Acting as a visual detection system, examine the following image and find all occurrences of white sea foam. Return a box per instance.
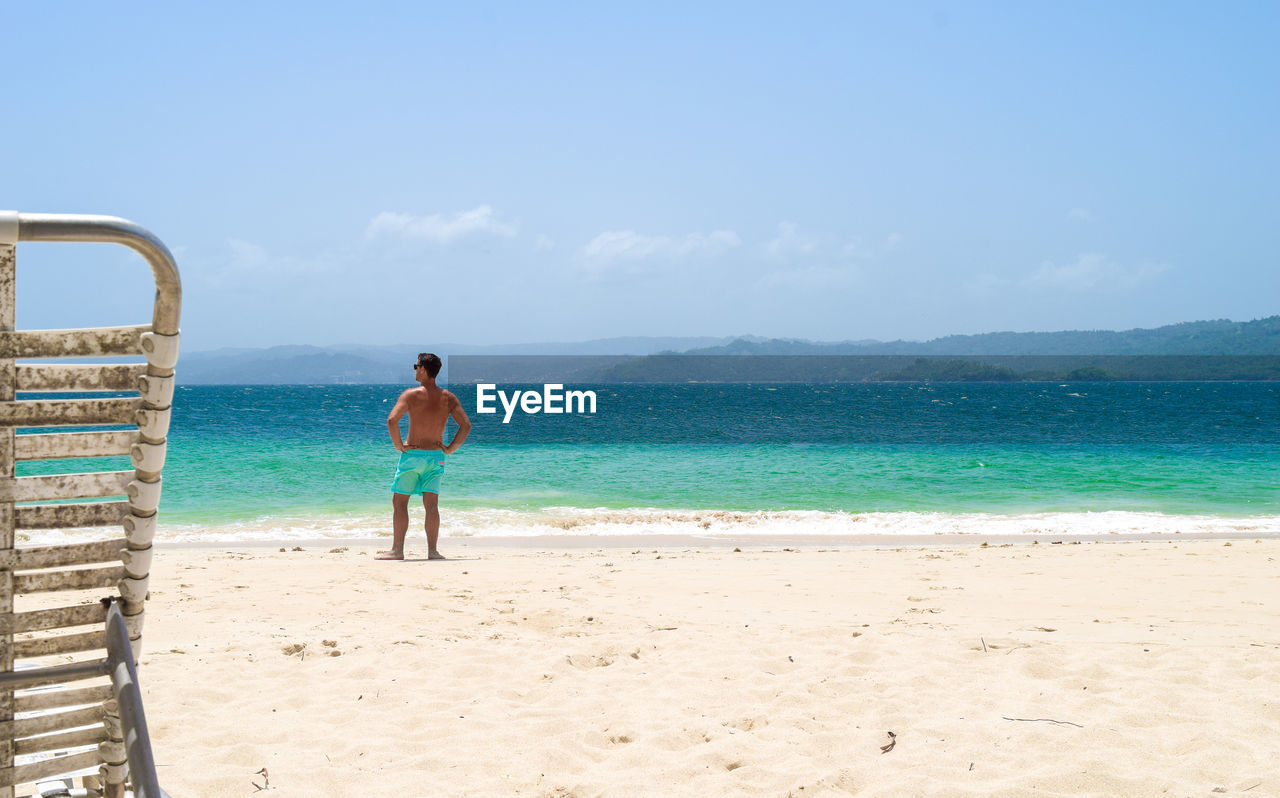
[442,508,1275,539]
[16,508,1280,546]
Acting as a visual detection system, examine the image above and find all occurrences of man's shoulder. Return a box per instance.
[413,385,457,405]
[399,386,430,404]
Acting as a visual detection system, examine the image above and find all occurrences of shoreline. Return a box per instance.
[119,507,1280,549]
[153,528,1280,550]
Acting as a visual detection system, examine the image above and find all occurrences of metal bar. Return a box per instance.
[15,363,144,393]
[15,431,137,461]
[0,660,107,692]
[105,603,161,798]
[14,725,106,756]
[1,471,132,503]
[0,703,101,741]
[16,503,130,530]
[0,326,148,360]
[3,709,102,753]
[13,630,105,658]
[13,566,124,595]
[2,602,108,634]
[12,538,127,572]
[0,671,108,707]
[0,397,142,427]
[0,749,102,790]
[2,706,102,743]
[14,683,112,714]
[15,215,181,336]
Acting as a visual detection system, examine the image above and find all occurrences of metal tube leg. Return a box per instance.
[99,698,128,797]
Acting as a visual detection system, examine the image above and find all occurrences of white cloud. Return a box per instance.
[1026,253,1169,292]
[581,229,740,262]
[366,205,517,243]
[534,234,555,251]
[1068,208,1093,221]
[842,232,904,260]
[223,239,318,277]
[197,239,335,288]
[767,221,818,259]
[228,239,268,268]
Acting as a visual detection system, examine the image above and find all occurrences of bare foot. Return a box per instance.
[375,551,404,561]
[427,550,446,560]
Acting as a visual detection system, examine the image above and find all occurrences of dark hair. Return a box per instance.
[417,352,442,378]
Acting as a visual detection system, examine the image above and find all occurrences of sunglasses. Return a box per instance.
[412,363,425,370]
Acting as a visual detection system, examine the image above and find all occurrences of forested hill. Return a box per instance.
[680,316,1280,356]
[177,317,1279,384]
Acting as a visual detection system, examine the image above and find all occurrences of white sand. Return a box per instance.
[85,538,1280,795]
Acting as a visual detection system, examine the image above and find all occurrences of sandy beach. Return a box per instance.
[50,535,1264,797]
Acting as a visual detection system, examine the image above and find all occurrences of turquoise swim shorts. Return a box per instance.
[391,449,446,496]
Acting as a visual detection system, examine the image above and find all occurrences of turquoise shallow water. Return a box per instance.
[16,383,1280,541]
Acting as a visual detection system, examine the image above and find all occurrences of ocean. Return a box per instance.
[15,382,1280,543]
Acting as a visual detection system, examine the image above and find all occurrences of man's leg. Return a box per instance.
[423,492,444,560]
[376,492,411,560]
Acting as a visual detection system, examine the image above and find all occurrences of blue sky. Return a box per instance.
[2,1,1276,351]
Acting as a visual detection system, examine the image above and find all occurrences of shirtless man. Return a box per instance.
[376,353,471,561]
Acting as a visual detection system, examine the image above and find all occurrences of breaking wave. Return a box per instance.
[17,507,1280,546]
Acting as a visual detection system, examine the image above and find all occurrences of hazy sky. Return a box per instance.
[3,2,1276,352]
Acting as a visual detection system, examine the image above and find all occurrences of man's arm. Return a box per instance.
[387,390,412,452]
[443,392,471,455]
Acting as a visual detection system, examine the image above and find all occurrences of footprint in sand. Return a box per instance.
[565,653,614,669]
[723,716,767,732]
[652,729,714,751]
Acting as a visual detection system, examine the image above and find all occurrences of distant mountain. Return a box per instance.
[682,317,1280,356]
[178,349,405,384]
[179,336,741,384]
[176,318,1280,384]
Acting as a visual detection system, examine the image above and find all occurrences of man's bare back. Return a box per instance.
[397,385,459,451]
